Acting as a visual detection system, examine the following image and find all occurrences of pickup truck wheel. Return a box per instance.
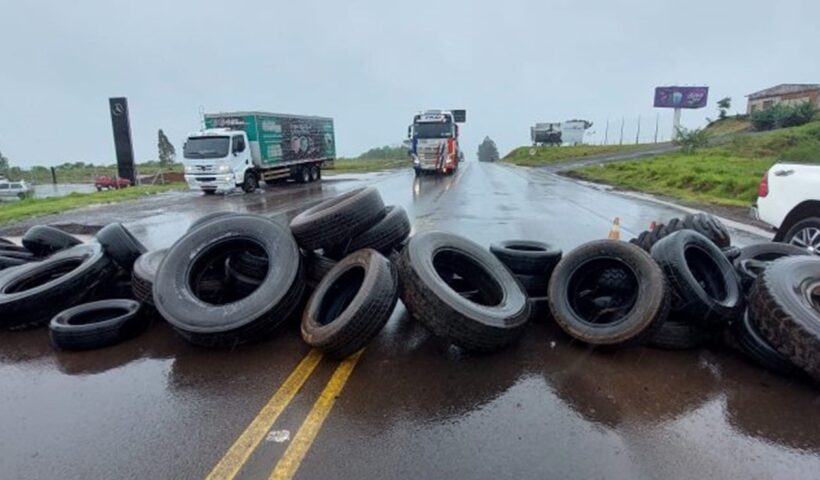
[783,217,820,256]
[242,172,259,193]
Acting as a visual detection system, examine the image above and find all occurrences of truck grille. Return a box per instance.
[418,145,444,168]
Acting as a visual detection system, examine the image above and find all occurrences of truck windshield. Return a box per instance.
[413,123,453,139]
[184,136,230,159]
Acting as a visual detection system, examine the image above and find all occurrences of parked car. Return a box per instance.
[94,176,131,191]
[754,162,820,255]
[0,179,34,199]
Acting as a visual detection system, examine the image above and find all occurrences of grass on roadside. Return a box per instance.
[571,120,820,207]
[0,183,187,225]
[325,157,410,175]
[502,144,658,167]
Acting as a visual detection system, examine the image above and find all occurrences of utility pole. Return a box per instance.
[619,118,625,145]
[635,116,641,144]
[604,119,609,145]
[654,113,660,143]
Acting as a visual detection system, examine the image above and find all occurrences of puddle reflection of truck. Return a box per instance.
[183,111,335,194]
[407,109,465,176]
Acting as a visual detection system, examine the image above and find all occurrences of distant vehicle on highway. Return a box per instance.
[183,111,335,195]
[0,178,34,199]
[754,163,820,254]
[407,109,465,176]
[94,176,131,191]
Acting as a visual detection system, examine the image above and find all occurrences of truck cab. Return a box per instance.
[183,129,255,194]
[408,110,465,176]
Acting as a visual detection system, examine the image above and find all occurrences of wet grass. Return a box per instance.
[502,144,658,167]
[324,157,411,175]
[0,183,186,225]
[571,120,820,207]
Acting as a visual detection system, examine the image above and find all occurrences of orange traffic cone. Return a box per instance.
[608,217,621,240]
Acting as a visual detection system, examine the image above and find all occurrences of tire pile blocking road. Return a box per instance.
[1,194,819,383]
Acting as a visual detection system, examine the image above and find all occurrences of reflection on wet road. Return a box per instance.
[1,162,818,480]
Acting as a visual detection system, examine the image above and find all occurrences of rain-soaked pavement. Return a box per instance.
[1,162,819,480]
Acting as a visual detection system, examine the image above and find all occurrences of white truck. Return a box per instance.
[183,111,335,194]
[407,109,466,175]
[754,162,820,254]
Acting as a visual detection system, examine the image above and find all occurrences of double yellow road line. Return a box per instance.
[206,349,363,480]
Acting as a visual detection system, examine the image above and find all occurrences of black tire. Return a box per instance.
[153,214,305,348]
[309,165,319,182]
[0,237,14,246]
[242,172,259,193]
[781,217,820,256]
[515,273,548,297]
[748,256,820,381]
[294,166,310,184]
[722,246,742,262]
[49,299,148,350]
[397,231,530,352]
[733,242,809,292]
[304,251,338,285]
[733,309,797,375]
[315,165,322,181]
[648,319,706,350]
[331,206,412,256]
[548,240,669,347]
[0,249,36,261]
[490,240,563,275]
[95,223,147,272]
[630,213,731,251]
[735,258,768,293]
[0,255,30,270]
[290,187,385,250]
[0,244,117,329]
[21,225,81,257]
[189,211,236,231]
[132,249,168,306]
[229,249,268,280]
[650,230,743,328]
[225,256,264,298]
[302,249,398,358]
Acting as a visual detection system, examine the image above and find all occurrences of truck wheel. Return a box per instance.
[299,166,311,184]
[309,165,319,182]
[782,217,820,256]
[414,168,422,177]
[242,172,259,193]
[315,165,322,181]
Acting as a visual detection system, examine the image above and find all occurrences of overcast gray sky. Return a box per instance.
[1,0,818,168]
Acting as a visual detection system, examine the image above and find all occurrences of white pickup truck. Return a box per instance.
[754,163,820,255]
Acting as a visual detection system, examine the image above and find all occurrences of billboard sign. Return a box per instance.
[108,97,136,183]
[654,86,709,109]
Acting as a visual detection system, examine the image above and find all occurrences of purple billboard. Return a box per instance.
[654,86,709,109]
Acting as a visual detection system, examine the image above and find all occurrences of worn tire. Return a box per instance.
[229,249,268,280]
[748,256,820,381]
[734,309,797,375]
[490,240,562,275]
[21,225,82,257]
[398,231,530,352]
[0,256,31,270]
[515,273,548,297]
[651,230,743,328]
[189,211,236,231]
[154,215,305,348]
[132,249,168,306]
[736,242,809,263]
[95,223,147,272]
[648,319,706,350]
[302,249,398,358]
[630,213,731,251]
[0,237,14,246]
[0,248,37,261]
[0,244,117,329]
[304,251,338,285]
[722,246,742,262]
[548,240,669,347]
[331,206,412,256]
[290,187,385,250]
[49,299,147,350]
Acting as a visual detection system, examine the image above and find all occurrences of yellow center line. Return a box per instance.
[269,350,364,480]
[206,349,324,480]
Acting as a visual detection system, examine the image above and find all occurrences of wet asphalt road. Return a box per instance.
[1,162,819,480]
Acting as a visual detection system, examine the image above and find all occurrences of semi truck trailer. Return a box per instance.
[183,111,335,194]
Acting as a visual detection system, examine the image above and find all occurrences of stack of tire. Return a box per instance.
[489,240,562,320]
[0,223,153,350]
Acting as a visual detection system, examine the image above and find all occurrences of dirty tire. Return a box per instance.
[651,230,743,328]
[548,240,669,347]
[331,206,411,256]
[229,249,268,280]
[21,225,82,257]
[49,299,147,350]
[0,244,117,329]
[189,211,236,231]
[0,256,30,270]
[0,248,36,261]
[131,249,167,306]
[748,256,820,381]
[490,240,562,275]
[735,242,808,263]
[515,273,548,297]
[225,257,264,298]
[0,237,14,246]
[722,246,742,262]
[95,223,147,272]
[734,309,797,375]
[630,213,731,251]
[398,231,530,352]
[289,187,385,250]
[302,249,398,358]
[154,215,304,348]
[648,319,706,350]
[304,251,338,285]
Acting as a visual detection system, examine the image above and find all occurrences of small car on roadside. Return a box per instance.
[94,175,131,191]
[0,178,34,199]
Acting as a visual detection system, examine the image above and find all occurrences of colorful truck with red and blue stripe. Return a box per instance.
[408,110,465,176]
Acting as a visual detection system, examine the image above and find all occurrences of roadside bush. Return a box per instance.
[751,102,817,131]
[673,127,710,153]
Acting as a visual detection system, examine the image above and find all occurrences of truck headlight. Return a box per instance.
[184,164,195,173]
[216,163,231,173]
